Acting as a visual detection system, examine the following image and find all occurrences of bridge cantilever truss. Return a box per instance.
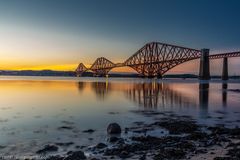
[76,42,240,78]
[124,42,201,77]
[75,63,88,76]
[90,57,115,76]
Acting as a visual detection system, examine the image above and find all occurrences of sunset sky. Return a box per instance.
[0,0,240,75]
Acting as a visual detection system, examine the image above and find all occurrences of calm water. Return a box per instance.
[0,76,240,156]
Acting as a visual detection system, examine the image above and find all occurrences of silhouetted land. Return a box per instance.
[0,70,239,79]
[0,70,76,77]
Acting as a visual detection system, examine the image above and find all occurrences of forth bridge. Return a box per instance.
[75,42,240,80]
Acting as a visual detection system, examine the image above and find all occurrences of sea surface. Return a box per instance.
[0,76,239,156]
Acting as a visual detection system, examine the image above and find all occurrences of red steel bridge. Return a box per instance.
[76,42,240,80]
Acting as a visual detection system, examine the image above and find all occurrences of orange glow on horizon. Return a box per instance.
[0,61,198,74]
[1,58,237,75]
[0,63,77,71]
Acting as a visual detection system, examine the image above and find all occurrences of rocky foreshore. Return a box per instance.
[23,111,240,160]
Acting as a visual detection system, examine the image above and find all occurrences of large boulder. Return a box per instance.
[65,151,86,160]
[36,144,58,154]
[107,123,121,134]
[95,143,107,149]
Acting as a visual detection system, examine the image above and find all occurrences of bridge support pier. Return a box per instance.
[222,57,228,80]
[157,74,162,79]
[147,75,155,78]
[76,73,83,77]
[199,49,210,80]
[94,74,108,77]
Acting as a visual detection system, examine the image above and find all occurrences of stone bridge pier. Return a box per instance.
[199,49,229,80]
[222,57,228,80]
[199,49,210,80]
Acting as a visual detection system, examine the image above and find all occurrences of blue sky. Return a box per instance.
[0,0,239,74]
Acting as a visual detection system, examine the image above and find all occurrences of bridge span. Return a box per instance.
[76,42,240,80]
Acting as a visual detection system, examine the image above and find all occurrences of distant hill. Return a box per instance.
[0,70,76,77]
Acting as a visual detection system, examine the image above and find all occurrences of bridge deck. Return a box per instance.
[209,51,240,59]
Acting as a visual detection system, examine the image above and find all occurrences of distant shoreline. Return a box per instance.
[0,70,239,79]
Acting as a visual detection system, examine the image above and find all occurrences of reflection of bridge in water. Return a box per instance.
[78,81,228,112]
[124,82,197,109]
[91,81,111,100]
[77,81,112,100]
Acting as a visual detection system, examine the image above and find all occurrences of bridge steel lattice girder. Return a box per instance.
[209,51,240,59]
